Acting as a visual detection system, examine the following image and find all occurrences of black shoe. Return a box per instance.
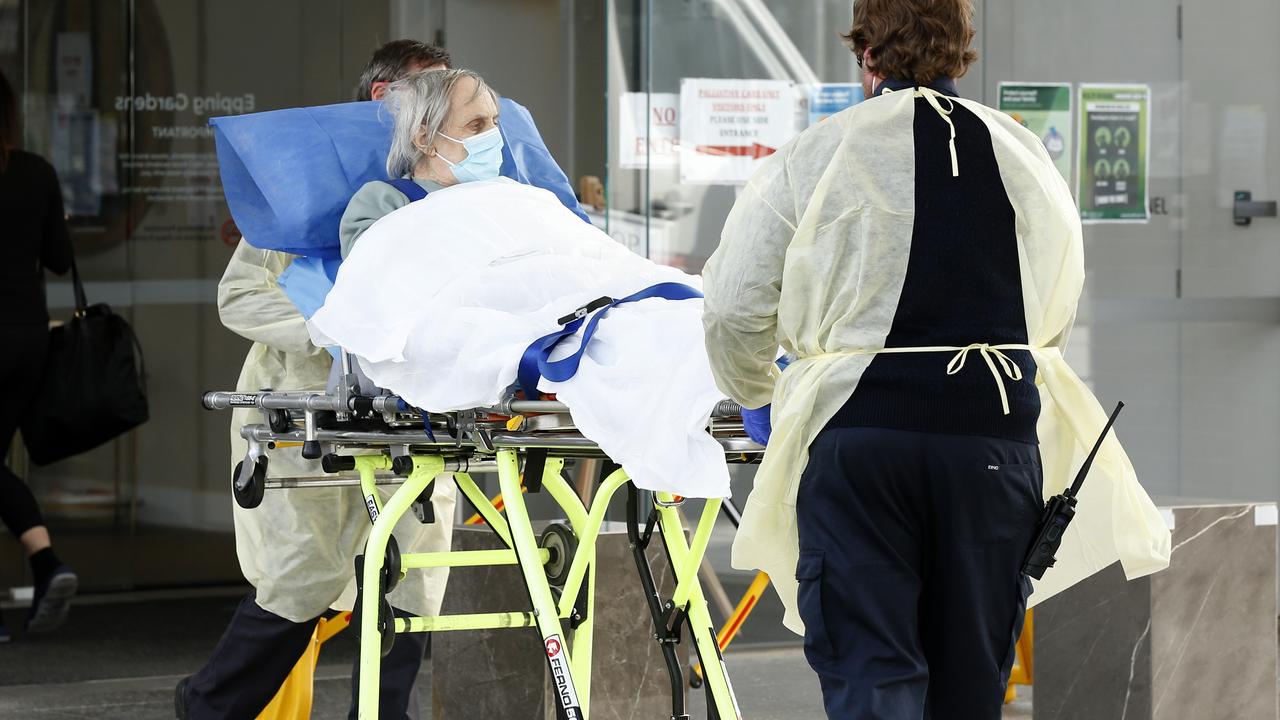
[0,621,9,643]
[25,565,78,634]
[175,676,191,720]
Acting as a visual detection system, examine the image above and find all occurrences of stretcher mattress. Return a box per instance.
[308,179,731,498]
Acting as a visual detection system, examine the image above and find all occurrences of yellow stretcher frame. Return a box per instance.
[348,451,742,719]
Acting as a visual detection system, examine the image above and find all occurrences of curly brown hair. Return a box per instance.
[843,0,978,85]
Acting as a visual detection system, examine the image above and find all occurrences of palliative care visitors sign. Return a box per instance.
[997,82,1073,183]
[1077,84,1151,223]
[679,78,796,184]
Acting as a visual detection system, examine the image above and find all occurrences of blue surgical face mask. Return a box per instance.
[438,126,505,183]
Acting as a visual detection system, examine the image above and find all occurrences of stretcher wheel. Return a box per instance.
[267,409,291,433]
[379,597,396,657]
[383,536,402,593]
[232,458,267,509]
[539,522,577,588]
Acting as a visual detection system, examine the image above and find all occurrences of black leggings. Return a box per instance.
[1,326,49,538]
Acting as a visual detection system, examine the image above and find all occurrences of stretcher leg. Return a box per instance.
[496,450,587,720]
[356,456,444,719]
[541,467,596,716]
[626,485,689,719]
[652,495,742,720]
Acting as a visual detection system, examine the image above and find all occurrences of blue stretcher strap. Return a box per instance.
[517,282,702,400]
[419,410,437,442]
[386,178,429,203]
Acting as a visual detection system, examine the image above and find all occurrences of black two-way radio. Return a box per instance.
[1021,401,1125,580]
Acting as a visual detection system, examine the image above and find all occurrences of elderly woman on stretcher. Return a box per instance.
[313,68,732,500]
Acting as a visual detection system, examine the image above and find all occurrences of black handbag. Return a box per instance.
[21,260,150,465]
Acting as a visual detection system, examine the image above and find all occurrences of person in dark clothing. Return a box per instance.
[0,68,79,638]
[702,1,1163,717]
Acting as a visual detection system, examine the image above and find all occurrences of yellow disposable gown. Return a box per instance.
[219,240,456,622]
[702,88,1171,634]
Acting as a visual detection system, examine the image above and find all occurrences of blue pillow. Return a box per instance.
[210,98,588,261]
[211,102,395,260]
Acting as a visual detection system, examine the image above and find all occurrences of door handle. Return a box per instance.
[1234,190,1278,227]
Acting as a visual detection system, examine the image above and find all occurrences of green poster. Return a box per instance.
[998,82,1073,182]
[1077,84,1150,222]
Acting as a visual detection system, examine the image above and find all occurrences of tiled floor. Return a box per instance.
[687,647,1033,720]
[0,644,1032,719]
[0,589,1032,719]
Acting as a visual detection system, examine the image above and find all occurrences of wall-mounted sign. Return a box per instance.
[1077,84,1150,223]
[678,78,796,185]
[998,82,1073,184]
[808,83,862,126]
[619,92,679,170]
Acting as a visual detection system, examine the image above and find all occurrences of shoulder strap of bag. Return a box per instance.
[69,257,89,315]
[125,318,149,396]
[386,178,430,203]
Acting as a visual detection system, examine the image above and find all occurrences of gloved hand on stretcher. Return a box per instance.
[741,405,772,446]
[741,355,791,446]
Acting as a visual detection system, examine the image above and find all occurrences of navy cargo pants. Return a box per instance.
[795,426,1042,719]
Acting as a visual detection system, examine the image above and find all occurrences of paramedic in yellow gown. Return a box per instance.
[701,2,1170,718]
[176,42,458,720]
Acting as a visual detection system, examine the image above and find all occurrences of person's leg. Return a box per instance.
[0,468,68,590]
[0,355,53,556]
[346,598,429,720]
[178,591,320,720]
[0,464,49,548]
[18,525,50,554]
[0,334,78,633]
[795,427,931,719]
[918,434,1043,720]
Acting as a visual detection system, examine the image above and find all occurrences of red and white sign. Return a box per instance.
[679,78,797,185]
[545,636,562,658]
[619,92,679,170]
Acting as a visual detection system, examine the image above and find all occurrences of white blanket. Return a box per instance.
[308,179,731,498]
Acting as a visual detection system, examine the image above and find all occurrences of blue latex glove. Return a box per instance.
[741,405,773,446]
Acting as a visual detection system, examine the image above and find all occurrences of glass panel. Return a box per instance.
[606,0,1280,650]
[4,0,390,593]
[605,0,858,273]
[605,0,866,647]
[982,0,1280,504]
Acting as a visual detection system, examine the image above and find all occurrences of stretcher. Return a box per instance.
[202,362,755,720]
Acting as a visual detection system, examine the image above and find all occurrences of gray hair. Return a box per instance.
[384,69,498,178]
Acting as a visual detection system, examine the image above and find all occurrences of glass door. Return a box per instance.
[2,0,392,595]
[603,0,1280,645]
[982,0,1280,503]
